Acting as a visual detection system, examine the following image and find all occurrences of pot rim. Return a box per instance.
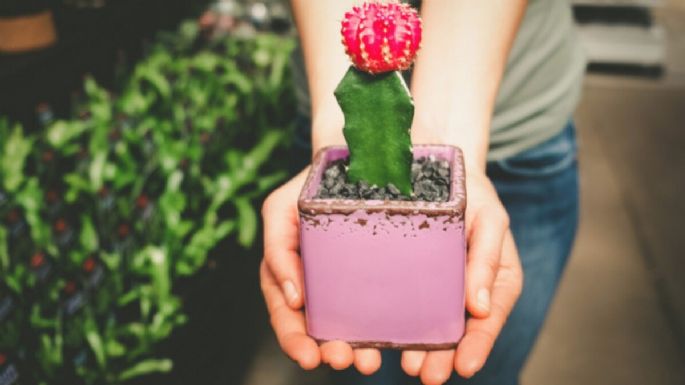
[298,144,466,218]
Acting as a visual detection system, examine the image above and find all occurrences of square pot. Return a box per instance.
[298,145,467,349]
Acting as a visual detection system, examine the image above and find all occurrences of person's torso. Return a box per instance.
[488,0,585,160]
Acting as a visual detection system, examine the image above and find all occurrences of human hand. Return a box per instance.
[260,169,383,374]
[400,169,524,385]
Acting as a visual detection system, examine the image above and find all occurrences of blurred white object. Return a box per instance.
[578,24,666,66]
[249,2,270,27]
[572,0,662,6]
[573,0,667,68]
[63,0,106,8]
[216,0,240,15]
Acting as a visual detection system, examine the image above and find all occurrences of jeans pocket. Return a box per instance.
[495,122,577,178]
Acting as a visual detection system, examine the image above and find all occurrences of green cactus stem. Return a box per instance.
[334,67,413,195]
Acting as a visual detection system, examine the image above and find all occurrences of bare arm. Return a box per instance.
[411,0,527,170]
[290,0,355,154]
[403,2,527,381]
[292,0,526,167]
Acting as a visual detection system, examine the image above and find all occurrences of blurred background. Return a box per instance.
[0,0,683,384]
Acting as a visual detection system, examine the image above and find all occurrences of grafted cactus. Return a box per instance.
[336,1,422,196]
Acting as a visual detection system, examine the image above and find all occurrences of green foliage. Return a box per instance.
[335,67,414,195]
[1,123,33,193]
[0,21,295,384]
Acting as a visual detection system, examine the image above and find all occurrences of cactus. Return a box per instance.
[335,68,414,194]
[336,1,422,196]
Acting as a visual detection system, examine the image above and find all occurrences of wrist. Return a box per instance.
[411,111,489,172]
[311,101,345,155]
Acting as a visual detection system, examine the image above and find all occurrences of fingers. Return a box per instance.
[455,231,523,378]
[465,204,509,318]
[420,350,455,385]
[320,341,354,370]
[262,257,379,374]
[354,348,382,375]
[401,350,426,377]
[402,350,455,385]
[261,169,309,309]
[262,170,380,375]
[260,260,321,370]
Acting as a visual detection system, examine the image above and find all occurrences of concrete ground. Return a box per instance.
[242,2,685,384]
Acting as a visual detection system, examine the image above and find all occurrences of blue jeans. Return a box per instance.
[294,121,579,385]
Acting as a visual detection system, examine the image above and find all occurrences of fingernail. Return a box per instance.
[477,288,490,312]
[283,280,299,306]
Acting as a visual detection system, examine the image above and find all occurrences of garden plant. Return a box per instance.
[0,19,295,385]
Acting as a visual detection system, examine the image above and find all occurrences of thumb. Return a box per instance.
[261,169,309,309]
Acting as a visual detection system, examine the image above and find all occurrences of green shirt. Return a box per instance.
[292,0,586,161]
[489,0,585,160]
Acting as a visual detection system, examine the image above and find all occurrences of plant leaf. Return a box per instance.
[84,315,106,369]
[80,216,98,253]
[47,120,87,148]
[235,198,257,248]
[89,152,107,191]
[16,178,51,247]
[1,124,33,192]
[0,227,8,274]
[118,359,172,381]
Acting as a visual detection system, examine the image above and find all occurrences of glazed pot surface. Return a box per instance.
[298,145,466,349]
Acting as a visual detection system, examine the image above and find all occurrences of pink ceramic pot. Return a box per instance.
[298,145,467,349]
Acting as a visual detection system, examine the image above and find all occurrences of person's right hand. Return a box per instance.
[399,168,523,384]
[260,168,383,375]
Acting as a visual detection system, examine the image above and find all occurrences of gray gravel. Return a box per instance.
[315,157,450,202]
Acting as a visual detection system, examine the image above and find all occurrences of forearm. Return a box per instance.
[290,0,359,154]
[411,0,527,170]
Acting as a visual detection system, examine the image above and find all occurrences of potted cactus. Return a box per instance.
[298,1,467,349]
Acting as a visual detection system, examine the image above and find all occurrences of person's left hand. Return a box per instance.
[260,169,383,375]
[399,169,524,385]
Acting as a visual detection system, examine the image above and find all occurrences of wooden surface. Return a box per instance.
[0,11,56,53]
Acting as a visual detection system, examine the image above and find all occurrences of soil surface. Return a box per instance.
[315,156,450,202]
